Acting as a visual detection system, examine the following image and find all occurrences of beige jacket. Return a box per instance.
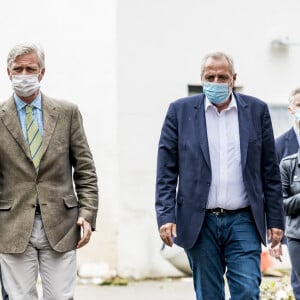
[0,94,98,253]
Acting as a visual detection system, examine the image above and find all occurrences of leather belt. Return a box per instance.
[206,206,250,215]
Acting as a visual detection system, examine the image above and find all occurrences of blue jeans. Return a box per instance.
[185,210,261,300]
[287,237,300,300]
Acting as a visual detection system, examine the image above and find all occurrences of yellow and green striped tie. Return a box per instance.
[25,105,42,171]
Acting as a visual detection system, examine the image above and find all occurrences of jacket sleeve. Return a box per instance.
[70,105,99,230]
[280,159,300,216]
[155,103,178,228]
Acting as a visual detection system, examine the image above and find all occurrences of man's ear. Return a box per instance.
[7,68,11,79]
[288,105,294,115]
[38,68,46,81]
[233,73,237,82]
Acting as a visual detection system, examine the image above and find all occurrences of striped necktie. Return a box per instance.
[25,105,42,171]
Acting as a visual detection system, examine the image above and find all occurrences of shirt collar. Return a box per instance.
[205,93,237,112]
[14,93,42,112]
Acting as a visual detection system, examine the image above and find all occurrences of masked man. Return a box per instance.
[155,52,284,300]
[0,41,98,300]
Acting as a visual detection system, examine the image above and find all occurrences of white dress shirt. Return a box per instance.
[205,95,249,209]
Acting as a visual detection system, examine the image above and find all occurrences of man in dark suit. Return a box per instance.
[0,41,98,299]
[275,87,300,299]
[275,87,300,162]
[155,52,285,300]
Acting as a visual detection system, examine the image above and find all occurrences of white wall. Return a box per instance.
[117,0,300,277]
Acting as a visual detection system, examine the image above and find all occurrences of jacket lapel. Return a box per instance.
[40,94,58,159]
[235,93,250,170]
[0,97,32,160]
[196,95,211,170]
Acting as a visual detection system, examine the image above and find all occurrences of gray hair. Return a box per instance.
[289,87,300,104]
[200,52,235,78]
[7,41,45,70]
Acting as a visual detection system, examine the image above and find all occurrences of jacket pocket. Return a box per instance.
[63,195,79,208]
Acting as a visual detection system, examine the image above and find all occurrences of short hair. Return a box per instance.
[200,52,235,78]
[289,87,300,105]
[7,41,45,70]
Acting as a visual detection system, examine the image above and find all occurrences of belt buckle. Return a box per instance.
[212,208,224,215]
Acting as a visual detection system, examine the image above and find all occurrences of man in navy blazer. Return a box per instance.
[275,87,300,162]
[155,52,285,300]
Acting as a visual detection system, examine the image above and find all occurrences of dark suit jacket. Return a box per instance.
[155,92,285,249]
[275,127,299,162]
[0,94,98,253]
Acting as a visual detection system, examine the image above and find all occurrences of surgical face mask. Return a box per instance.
[203,82,231,105]
[11,74,40,97]
[295,108,300,122]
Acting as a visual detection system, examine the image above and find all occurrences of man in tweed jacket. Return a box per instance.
[0,41,98,300]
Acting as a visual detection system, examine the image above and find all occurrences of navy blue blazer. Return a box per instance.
[155,92,285,249]
[275,127,299,162]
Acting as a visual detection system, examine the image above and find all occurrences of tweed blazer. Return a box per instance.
[0,93,98,253]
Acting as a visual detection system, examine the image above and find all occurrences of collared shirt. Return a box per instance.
[205,94,249,209]
[14,93,43,141]
[293,124,300,147]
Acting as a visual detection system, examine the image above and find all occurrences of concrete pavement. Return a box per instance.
[2,278,194,300]
[74,276,293,300]
[74,278,195,300]
[3,275,291,299]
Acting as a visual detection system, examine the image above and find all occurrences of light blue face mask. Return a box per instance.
[203,82,231,105]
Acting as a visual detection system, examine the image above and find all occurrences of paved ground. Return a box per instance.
[2,278,195,300]
[74,276,293,300]
[2,275,291,299]
[73,276,292,300]
[0,278,195,300]
[75,278,195,300]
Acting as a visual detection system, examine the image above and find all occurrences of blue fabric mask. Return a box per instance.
[203,82,230,105]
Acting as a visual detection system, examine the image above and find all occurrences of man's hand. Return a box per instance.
[267,228,283,261]
[76,217,92,249]
[159,223,177,247]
